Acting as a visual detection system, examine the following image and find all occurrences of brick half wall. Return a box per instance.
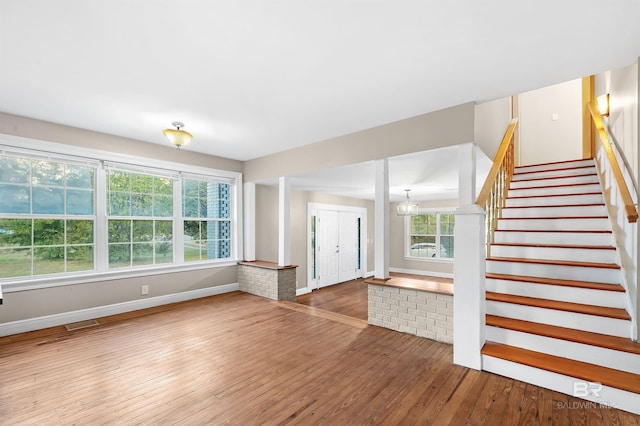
[367,284,453,344]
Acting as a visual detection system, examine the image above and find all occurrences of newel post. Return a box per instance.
[453,204,486,369]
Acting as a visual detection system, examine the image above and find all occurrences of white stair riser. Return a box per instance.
[486,327,640,374]
[505,193,603,207]
[490,245,617,264]
[514,166,596,180]
[498,218,610,231]
[515,160,595,174]
[486,300,630,337]
[510,174,599,189]
[509,184,601,198]
[481,355,640,415]
[493,231,613,246]
[486,279,626,308]
[501,205,607,218]
[486,261,620,284]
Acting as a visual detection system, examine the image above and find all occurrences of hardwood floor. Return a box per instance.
[296,278,369,320]
[0,289,638,425]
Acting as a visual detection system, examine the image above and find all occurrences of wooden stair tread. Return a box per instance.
[511,172,597,184]
[485,272,625,292]
[485,292,630,320]
[515,159,593,169]
[486,315,640,355]
[514,164,595,175]
[481,342,640,394]
[499,215,608,220]
[488,256,620,270]
[495,229,612,234]
[491,242,615,251]
[502,203,605,209]
[507,191,601,199]
[510,182,600,191]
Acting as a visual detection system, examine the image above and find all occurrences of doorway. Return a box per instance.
[308,203,367,291]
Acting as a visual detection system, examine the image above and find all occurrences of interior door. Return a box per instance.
[318,210,339,288]
[338,211,358,282]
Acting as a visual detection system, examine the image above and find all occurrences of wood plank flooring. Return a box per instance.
[1,289,639,425]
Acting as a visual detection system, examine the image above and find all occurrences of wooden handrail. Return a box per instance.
[476,118,519,206]
[588,100,638,223]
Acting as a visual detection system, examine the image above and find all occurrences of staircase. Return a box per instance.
[480,158,640,415]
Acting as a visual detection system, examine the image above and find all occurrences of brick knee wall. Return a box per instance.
[367,284,453,344]
[238,264,296,302]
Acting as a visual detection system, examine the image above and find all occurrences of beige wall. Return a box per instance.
[0,112,243,173]
[518,79,583,165]
[255,184,375,290]
[0,112,243,325]
[244,102,475,182]
[390,199,458,276]
[474,97,512,160]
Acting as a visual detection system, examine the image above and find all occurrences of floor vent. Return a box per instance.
[64,319,99,331]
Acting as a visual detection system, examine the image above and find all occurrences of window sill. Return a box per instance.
[404,256,454,263]
[1,260,239,293]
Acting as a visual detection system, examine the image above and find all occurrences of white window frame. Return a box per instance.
[0,134,242,292]
[404,209,455,261]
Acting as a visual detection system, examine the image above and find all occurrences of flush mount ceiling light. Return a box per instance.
[163,121,193,149]
[397,189,419,216]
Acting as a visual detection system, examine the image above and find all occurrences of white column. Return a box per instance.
[374,159,389,280]
[453,142,485,369]
[243,182,256,262]
[458,142,476,205]
[278,176,291,266]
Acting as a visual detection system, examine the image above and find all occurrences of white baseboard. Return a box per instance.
[389,267,454,279]
[0,283,239,337]
[296,287,311,296]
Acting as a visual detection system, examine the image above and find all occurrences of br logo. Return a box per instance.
[573,382,602,397]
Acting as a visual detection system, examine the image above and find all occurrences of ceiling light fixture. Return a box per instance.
[163,121,193,149]
[397,189,419,216]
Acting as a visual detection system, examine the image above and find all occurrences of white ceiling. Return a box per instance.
[1,1,638,201]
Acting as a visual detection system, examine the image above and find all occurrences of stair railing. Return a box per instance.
[588,100,638,223]
[476,118,519,256]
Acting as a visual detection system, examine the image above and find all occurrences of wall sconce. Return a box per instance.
[397,189,419,216]
[597,93,610,117]
[163,121,193,149]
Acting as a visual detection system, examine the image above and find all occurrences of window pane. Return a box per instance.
[109,244,131,268]
[154,195,173,217]
[131,194,152,216]
[131,173,153,193]
[32,160,64,186]
[67,220,94,244]
[133,220,153,242]
[33,246,65,275]
[32,187,64,214]
[183,179,198,197]
[184,220,201,240]
[204,221,231,259]
[0,219,30,248]
[155,220,173,241]
[109,220,131,243]
[154,177,173,195]
[34,219,64,246]
[440,213,455,235]
[66,189,93,215]
[0,157,30,183]
[0,248,31,277]
[183,197,198,218]
[133,243,153,266]
[109,170,130,191]
[65,165,94,189]
[67,246,94,272]
[441,236,454,258]
[155,241,173,264]
[410,236,437,258]
[0,184,30,213]
[109,192,131,216]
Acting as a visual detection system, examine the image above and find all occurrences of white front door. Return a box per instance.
[338,211,358,283]
[318,210,340,288]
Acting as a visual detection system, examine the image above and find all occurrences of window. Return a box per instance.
[182,178,232,262]
[406,212,455,259]
[0,143,239,283]
[107,169,174,268]
[0,155,96,278]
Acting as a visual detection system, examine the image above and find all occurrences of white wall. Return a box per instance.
[474,97,512,160]
[518,79,583,166]
[595,59,639,339]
